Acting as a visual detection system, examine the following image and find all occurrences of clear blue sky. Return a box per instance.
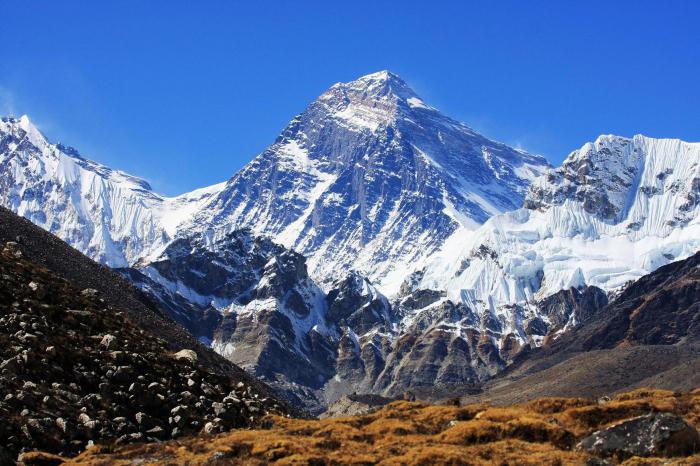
[1,1,698,195]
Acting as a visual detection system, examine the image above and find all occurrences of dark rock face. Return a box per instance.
[524,136,641,222]
[143,230,291,303]
[124,230,314,341]
[535,286,609,337]
[125,231,338,412]
[326,272,392,335]
[573,251,700,351]
[577,413,700,459]
[326,295,503,403]
[117,268,223,340]
[0,240,290,460]
[345,285,610,403]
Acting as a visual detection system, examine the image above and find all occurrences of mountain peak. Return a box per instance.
[325,70,418,104]
[18,114,31,126]
[1,114,48,149]
[355,70,404,84]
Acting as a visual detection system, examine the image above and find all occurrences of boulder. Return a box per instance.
[172,349,198,364]
[134,412,157,431]
[100,334,118,350]
[577,412,700,459]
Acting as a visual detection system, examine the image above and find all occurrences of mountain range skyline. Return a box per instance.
[2,3,700,463]
[4,70,697,200]
[4,0,699,197]
[3,69,698,414]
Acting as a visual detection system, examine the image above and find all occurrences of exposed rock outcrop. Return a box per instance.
[578,413,700,459]
[461,251,700,406]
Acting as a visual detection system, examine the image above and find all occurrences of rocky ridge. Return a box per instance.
[0,240,290,463]
[126,225,612,413]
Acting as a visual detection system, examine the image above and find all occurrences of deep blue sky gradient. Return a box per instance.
[1,1,698,195]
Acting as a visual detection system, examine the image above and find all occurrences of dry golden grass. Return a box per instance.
[57,388,700,466]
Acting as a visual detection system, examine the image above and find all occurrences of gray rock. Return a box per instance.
[147,382,162,392]
[146,426,166,439]
[81,288,99,298]
[211,402,227,417]
[203,422,216,435]
[134,412,157,430]
[113,365,134,383]
[100,334,118,350]
[577,412,700,459]
[172,349,198,364]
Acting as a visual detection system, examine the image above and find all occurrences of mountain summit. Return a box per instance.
[179,71,550,291]
[0,73,549,288]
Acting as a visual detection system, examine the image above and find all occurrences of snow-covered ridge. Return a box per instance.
[0,116,224,266]
[417,134,700,314]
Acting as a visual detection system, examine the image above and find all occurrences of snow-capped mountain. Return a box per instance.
[0,116,224,266]
[0,72,549,288]
[321,133,699,406]
[179,71,550,291]
[2,74,699,413]
[415,134,700,330]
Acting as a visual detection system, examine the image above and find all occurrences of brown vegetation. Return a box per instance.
[57,388,700,465]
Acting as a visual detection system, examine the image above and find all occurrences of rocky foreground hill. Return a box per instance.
[0,209,296,464]
[32,388,700,465]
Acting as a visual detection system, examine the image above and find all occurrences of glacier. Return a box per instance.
[416,134,700,319]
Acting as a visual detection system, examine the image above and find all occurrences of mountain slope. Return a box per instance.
[0,209,297,462]
[413,134,700,340]
[120,130,700,412]
[460,250,700,406]
[0,206,297,406]
[123,231,394,413]
[180,71,550,290]
[0,116,223,267]
[0,72,549,290]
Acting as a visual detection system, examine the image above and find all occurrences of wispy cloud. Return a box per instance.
[0,86,17,116]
